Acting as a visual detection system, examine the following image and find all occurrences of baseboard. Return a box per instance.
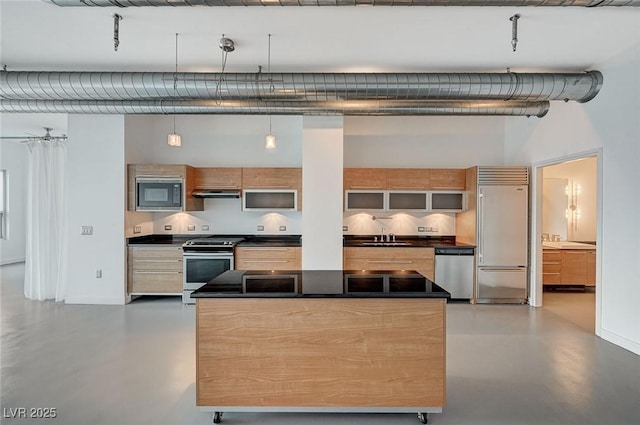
[600,328,640,356]
[64,296,126,305]
[0,258,25,266]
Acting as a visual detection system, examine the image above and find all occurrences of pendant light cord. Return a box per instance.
[173,32,178,133]
[268,34,273,132]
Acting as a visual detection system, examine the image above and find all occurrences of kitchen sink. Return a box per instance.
[361,241,412,246]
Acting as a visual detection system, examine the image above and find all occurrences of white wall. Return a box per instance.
[125,115,303,236]
[0,138,27,265]
[505,46,640,355]
[302,116,344,270]
[65,115,127,304]
[344,116,507,167]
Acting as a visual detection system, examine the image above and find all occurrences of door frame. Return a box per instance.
[530,148,602,336]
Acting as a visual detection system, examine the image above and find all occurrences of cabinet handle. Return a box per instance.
[542,272,561,275]
[134,259,182,263]
[349,186,384,190]
[367,260,413,264]
[243,248,289,252]
[543,262,561,265]
[243,260,289,263]
[133,271,182,274]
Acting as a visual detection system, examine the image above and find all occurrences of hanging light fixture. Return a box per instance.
[168,32,182,147]
[265,33,276,150]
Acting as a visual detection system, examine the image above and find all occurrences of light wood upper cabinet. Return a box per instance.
[386,168,430,190]
[242,168,300,189]
[133,164,187,177]
[428,169,466,190]
[344,168,387,190]
[195,167,242,189]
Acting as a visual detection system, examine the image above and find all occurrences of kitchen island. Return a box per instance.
[192,270,450,424]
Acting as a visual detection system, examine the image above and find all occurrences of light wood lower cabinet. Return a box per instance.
[343,247,435,281]
[128,246,183,294]
[543,248,596,286]
[235,246,301,270]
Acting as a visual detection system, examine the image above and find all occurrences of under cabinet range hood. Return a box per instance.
[191,189,241,199]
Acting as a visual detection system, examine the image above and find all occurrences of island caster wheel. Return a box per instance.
[418,412,428,424]
[213,412,223,424]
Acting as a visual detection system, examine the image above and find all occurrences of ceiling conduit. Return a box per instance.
[0,99,551,117]
[44,0,640,6]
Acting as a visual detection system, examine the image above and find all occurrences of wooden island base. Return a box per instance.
[196,297,446,419]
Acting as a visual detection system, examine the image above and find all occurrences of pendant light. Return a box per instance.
[265,33,276,150]
[168,32,182,147]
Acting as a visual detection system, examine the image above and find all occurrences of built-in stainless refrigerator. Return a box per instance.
[475,167,529,303]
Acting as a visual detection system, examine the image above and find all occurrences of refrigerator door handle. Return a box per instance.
[478,190,484,264]
[479,267,527,272]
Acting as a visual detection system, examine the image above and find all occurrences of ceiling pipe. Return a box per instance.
[43,0,640,6]
[0,99,550,117]
[0,71,603,103]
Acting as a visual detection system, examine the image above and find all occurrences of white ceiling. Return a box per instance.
[1,1,639,135]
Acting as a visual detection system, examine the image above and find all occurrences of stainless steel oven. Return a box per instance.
[182,237,244,304]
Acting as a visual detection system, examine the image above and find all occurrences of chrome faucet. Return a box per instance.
[380,227,386,242]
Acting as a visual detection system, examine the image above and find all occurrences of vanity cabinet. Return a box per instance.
[128,246,183,294]
[343,247,435,281]
[542,248,596,286]
[235,247,302,271]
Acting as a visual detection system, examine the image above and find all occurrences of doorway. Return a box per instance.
[533,151,601,335]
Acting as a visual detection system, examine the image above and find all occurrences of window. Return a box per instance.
[0,170,6,239]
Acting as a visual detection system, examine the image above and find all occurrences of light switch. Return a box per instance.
[164,225,172,231]
[279,226,287,231]
[133,225,142,234]
[81,226,93,235]
[187,225,196,231]
[343,226,348,231]
[418,227,426,232]
[257,225,264,231]
[201,224,210,231]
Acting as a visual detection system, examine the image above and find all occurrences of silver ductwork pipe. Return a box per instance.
[44,0,640,6]
[0,71,603,103]
[0,99,550,117]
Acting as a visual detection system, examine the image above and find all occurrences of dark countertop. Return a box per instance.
[343,235,475,248]
[191,270,451,299]
[127,234,302,247]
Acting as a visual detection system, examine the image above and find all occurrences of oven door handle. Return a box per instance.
[183,252,234,257]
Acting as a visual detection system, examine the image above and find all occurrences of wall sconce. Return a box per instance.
[565,181,581,233]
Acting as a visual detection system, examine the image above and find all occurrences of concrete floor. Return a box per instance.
[1,262,639,425]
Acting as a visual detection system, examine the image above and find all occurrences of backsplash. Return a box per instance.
[343,212,455,236]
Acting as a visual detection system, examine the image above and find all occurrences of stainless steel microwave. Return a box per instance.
[136,177,183,211]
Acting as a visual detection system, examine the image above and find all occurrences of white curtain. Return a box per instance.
[24,139,67,302]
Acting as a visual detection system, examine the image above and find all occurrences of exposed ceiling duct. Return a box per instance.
[0,71,602,103]
[44,0,640,7]
[0,70,600,116]
[0,99,551,117]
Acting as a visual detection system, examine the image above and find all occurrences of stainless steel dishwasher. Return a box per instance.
[434,247,475,300]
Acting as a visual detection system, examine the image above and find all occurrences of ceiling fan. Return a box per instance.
[0,127,68,143]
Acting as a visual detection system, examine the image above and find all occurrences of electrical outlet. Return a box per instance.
[187,225,196,231]
[133,225,142,234]
[279,226,287,231]
[343,226,348,231]
[96,269,102,278]
[201,224,210,231]
[418,226,426,232]
[257,225,264,231]
[425,227,433,232]
[431,227,439,232]
[81,226,93,235]
[164,225,172,231]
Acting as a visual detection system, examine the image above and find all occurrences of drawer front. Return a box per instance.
[236,247,299,260]
[344,247,434,261]
[129,270,183,293]
[236,258,301,271]
[344,258,432,272]
[542,250,561,262]
[130,258,183,271]
[129,246,183,260]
